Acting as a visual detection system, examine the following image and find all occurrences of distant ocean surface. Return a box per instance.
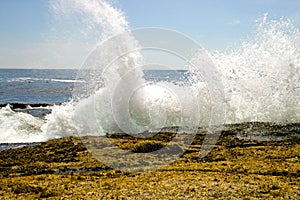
[0,69,189,105]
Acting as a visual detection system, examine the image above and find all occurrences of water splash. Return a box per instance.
[1,1,300,143]
[43,5,300,139]
[211,14,300,123]
[43,0,145,137]
[50,0,128,40]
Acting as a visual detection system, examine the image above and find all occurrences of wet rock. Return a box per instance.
[0,122,299,199]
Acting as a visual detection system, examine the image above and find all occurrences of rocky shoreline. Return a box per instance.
[0,122,299,199]
[0,103,53,110]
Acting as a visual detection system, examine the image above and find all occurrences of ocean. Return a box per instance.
[0,69,79,105]
[0,69,189,105]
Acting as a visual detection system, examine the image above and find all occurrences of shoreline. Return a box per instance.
[0,103,54,109]
[0,125,299,199]
[1,121,299,147]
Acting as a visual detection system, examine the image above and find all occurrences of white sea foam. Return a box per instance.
[50,79,85,83]
[7,77,85,83]
[0,105,46,143]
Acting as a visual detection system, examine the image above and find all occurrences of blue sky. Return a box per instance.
[121,0,300,47]
[0,0,300,68]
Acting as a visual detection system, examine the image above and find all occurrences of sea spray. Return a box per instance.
[43,0,146,136]
[49,0,128,39]
[42,12,300,138]
[211,14,300,123]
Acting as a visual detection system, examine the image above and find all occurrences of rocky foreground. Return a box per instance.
[0,122,299,199]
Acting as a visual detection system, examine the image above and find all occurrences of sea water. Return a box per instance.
[0,69,80,104]
[0,69,188,105]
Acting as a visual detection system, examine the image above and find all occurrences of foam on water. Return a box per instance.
[0,105,46,143]
[7,77,85,83]
[1,1,300,143]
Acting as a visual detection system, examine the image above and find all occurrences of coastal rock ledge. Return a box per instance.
[0,122,299,199]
